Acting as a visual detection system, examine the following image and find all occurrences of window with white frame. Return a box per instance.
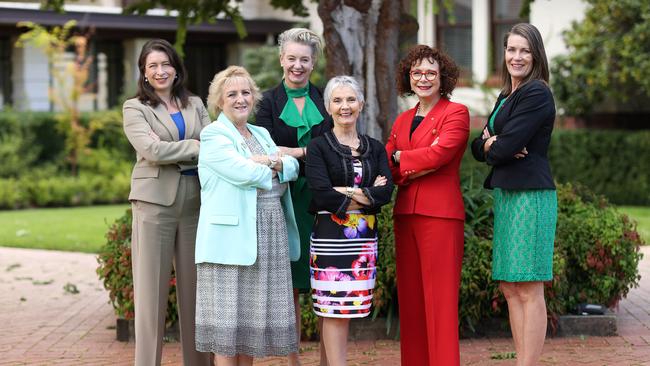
[491,0,528,74]
[436,0,472,80]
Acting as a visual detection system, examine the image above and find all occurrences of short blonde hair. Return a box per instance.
[207,66,263,116]
[278,27,323,64]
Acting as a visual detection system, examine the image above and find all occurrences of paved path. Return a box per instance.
[0,246,648,365]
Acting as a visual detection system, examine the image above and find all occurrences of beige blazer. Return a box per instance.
[123,95,211,206]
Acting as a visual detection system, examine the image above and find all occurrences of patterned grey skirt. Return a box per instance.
[195,135,297,357]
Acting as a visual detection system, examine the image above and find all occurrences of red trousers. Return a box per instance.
[394,215,464,366]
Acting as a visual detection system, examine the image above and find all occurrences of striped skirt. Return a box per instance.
[310,212,378,318]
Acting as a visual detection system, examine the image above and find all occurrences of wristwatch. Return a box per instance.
[345,186,355,198]
[267,154,278,169]
[391,151,400,165]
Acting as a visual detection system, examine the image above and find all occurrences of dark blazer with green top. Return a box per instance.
[256,83,333,174]
[471,80,556,190]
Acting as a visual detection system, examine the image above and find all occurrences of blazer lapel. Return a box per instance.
[410,98,449,147]
[396,107,418,150]
[151,103,180,141]
[250,126,275,155]
[274,84,289,123]
[309,84,328,117]
[217,113,250,157]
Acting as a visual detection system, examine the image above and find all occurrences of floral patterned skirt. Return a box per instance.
[310,212,377,318]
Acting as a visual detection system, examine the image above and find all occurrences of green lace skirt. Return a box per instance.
[492,188,557,282]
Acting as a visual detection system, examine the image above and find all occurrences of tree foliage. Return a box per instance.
[122,0,247,57]
[551,0,650,116]
[15,20,94,176]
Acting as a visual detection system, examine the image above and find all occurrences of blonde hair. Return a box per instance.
[278,27,323,63]
[206,66,263,116]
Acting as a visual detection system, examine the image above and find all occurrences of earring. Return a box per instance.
[174,74,178,80]
[144,77,149,83]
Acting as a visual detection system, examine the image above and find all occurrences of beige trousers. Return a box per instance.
[131,176,213,366]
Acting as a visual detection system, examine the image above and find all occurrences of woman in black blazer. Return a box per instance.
[255,27,332,365]
[306,75,393,365]
[471,23,557,366]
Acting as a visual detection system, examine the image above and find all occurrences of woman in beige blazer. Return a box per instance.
[122,39,213,366]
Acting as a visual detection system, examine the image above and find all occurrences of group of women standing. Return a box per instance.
[123,22,557,366]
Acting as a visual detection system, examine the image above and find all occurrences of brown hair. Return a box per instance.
[206,66,263,116]
[501,23,549,95]
[135,39,191,109]
[396,45,459,99]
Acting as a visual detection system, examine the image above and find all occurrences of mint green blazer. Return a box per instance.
[195,113,300,265]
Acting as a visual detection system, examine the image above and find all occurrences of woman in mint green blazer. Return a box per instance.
[194,66,301,364]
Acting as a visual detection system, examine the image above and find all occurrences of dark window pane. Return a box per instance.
[491,0,528,72]
[437,0,472,76]
[0,38,12,107]
[441,0,473,24]
[441,28,472,71]
[493,0,524,20]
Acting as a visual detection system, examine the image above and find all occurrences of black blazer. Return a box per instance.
[471,80,556,190]
[306,131,394,218]
[256,82,333,176]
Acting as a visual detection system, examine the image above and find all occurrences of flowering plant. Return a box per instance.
[97,209,178,328]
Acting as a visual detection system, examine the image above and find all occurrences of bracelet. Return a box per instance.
[345,186,355,198]
[301,147,307,159]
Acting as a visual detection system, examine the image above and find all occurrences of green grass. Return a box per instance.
[0,204,129,253]
[618,206,650,244]
[0,204,646,253]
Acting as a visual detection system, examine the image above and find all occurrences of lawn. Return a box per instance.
[0,204,129,253]
[0,204,647,254]
[618,206,650,244]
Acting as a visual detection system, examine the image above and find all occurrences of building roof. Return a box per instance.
[0,6,293,41]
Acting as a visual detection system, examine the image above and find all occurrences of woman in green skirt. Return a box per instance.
[471,23,557,366]
[256,27,332,366]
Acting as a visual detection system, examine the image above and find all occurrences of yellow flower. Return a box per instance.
[366,215,376,229]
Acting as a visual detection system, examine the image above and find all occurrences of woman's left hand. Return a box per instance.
[481,126,491,139]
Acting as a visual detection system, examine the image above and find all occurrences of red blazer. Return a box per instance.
[385,98,469,220]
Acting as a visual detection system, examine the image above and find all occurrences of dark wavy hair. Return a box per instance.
[135,39,191,108]
[501,23,549,95]
[396,45,459,99]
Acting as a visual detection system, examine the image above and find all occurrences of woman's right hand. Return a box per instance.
[373,175,387,187]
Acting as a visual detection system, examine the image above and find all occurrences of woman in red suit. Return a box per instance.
[385,45,469,366]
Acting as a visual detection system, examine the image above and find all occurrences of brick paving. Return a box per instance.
[0,246,648,365]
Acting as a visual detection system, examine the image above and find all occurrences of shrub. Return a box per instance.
[96,209,178,328]
[549,129,650,205]
[99,159,644,339]
[0,167,130,209]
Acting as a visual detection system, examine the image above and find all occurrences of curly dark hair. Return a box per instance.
[396,45,459,99]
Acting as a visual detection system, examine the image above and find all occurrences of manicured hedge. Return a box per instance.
[0,110,133,208]
[549,130,650,205]
[0,172,130,209]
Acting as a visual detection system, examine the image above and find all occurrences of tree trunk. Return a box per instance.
[318,0,401,142]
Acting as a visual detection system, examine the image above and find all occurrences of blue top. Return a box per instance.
[171,111,198,175]
[170,111,185,140]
